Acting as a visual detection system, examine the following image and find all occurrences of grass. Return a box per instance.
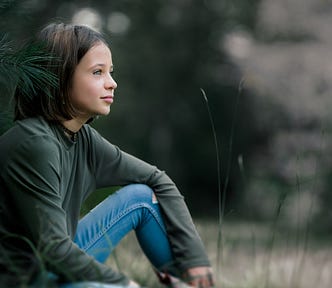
[106,219,332,288]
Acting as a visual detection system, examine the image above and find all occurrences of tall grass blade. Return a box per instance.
[201,79,243,281]
[200,88,222,274]
[291,125,326,287]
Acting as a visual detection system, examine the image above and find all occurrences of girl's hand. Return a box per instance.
[128,280,141,287]
[182,266,215,287]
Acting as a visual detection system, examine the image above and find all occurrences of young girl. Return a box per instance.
[0,23,214,288]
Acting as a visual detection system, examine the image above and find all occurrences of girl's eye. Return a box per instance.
[93,69,102,75]
[110,71,115,77]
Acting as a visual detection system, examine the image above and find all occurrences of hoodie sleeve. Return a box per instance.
[90,127,211,272]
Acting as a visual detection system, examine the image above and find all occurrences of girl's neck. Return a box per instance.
[59,118,86,141]
[61,118,85,132]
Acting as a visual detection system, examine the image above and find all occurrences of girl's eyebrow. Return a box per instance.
[90,63,114,70]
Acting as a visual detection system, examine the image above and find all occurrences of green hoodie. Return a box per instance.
[0,117,210,286]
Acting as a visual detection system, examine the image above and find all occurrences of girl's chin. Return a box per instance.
[99,109,111,116]
[76,108,111,122]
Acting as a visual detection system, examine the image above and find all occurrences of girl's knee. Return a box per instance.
[119,184,155,204]
[130,183,153,194]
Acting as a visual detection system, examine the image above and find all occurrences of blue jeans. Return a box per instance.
[60,184,175,288]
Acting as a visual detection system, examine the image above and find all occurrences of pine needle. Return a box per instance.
[0,33,58,101]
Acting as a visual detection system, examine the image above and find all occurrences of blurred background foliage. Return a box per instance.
[1,0,331,236]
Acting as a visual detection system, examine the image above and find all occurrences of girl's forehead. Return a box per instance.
[88,42,112,55]
[81,42,113,65]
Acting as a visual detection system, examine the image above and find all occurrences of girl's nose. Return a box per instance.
[106,74,117,90]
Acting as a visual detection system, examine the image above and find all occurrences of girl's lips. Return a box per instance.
[101,96,114,103]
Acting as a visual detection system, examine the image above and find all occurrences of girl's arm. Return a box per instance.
[90,127,212,279]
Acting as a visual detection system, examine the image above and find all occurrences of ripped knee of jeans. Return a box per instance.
[152,192,158,204]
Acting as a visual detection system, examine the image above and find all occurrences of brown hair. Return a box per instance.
[14,22,108,121]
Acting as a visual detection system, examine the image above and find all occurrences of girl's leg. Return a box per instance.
[74,184,176,273]
[60,282,137,288]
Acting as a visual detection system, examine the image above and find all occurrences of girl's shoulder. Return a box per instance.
[17,116,53,135]
[1,116,52,136]
[0,117,60,164]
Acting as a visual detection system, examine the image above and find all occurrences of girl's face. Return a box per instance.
[70,42,117,122]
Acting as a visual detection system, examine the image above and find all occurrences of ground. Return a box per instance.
[107,220,332,288]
